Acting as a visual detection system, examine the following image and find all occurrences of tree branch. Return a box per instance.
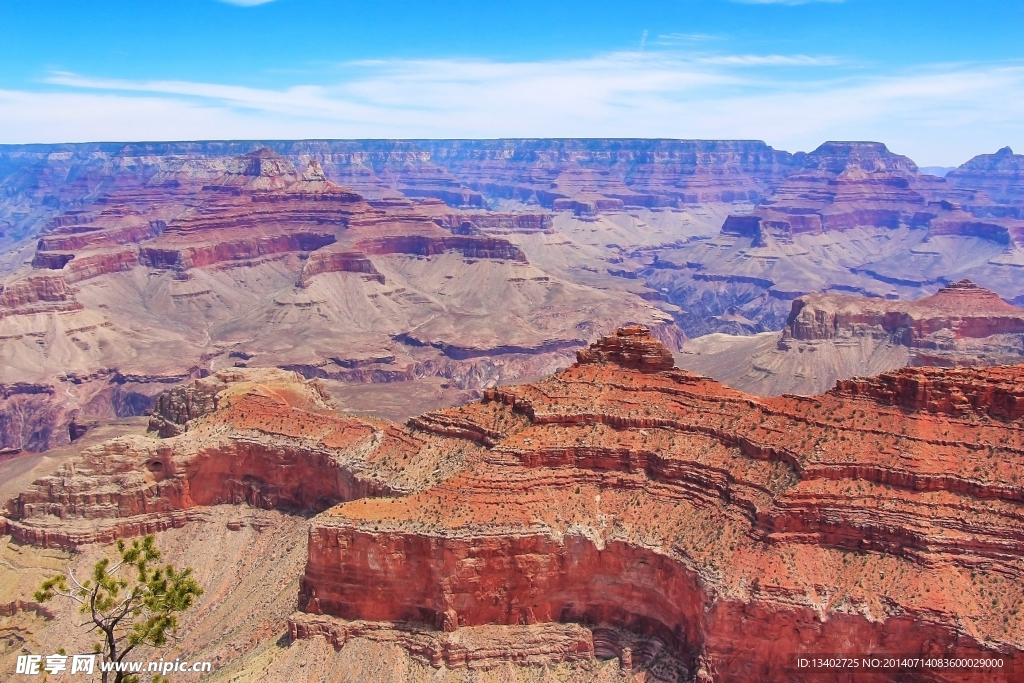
[67,566,87,592]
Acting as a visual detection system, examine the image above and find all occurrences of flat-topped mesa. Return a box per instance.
[575,325,675,372]
[784,280,1024,344]
[802,141,920,175]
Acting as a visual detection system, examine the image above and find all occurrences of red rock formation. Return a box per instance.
[0,275,82,317]
[63,247,139,282]
[293,330,1024,681]
[575,325,675,371]
[2,145,677,456]
[783,280,1024,358]
[36,221,165,252]
[834,364,1024,419]
[22,150,527,280]
[287,614,597,670]
[728,142,928,239]
[6,336,1024,679]
[1,369,401,548]
[298,250,385,286]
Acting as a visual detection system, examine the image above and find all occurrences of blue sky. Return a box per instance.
[2,0,1023,165]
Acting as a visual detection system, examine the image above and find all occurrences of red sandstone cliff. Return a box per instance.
[4,332,1024,681]
[294,330,1024,681]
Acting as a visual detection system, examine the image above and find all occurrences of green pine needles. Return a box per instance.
[34,535,203,683]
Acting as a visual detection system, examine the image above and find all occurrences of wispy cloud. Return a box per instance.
[698,54,841,66]
[6,51,1024,165]
[655,33,722,45]
[216,0,279,6]
[728,0,845,5]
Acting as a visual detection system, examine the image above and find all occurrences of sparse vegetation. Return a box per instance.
[35,535,202,683]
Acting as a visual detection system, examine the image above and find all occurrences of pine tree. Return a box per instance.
[35,535,203,683]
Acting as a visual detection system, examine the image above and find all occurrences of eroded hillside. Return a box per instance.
[3,328,1022,682]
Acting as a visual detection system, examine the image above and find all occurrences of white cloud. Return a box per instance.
[4,51,1024,166]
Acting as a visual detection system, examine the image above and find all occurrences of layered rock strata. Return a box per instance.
[677,280,1024,398]
[575,324,675,371]
[1,369,400,548]
[293,332,1024,681]
[4,331,1024,680]
[1,147,674,452]
[782,279,1024,366]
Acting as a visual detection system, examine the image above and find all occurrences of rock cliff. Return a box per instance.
[783,279,1024,348]
[294,332,1024,681]
[12,138,1024,455]
[5,331,1022,681]
[678,281,1024,396]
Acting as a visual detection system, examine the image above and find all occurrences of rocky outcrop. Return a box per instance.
[36,221,165,252]
[731,142,926,238]
[297,250,385,286]
[676,282,1024,397]
[62,247,139,282]
[0,275,82,317]
[785,280,1024,341]
[354,235,527,262]
[833,364,1024,419]
[781,280,1024,368]
[138,232,338,271]
[946,146,1024,203]
[430,211,553,234]
[287,614,600,670]
[5,336,1024,680]
[2,369,398,548]
[575,325,675,371]
[292,332,1024,681]
[148,373,230,436]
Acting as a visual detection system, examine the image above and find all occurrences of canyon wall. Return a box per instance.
[4,334,1024,680]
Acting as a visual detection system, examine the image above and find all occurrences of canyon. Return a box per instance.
[5,140,1024,453]
[0,146,675,452]
[4,142,1024,451]
[2,328,1023,682]
[5,137,1024,681]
